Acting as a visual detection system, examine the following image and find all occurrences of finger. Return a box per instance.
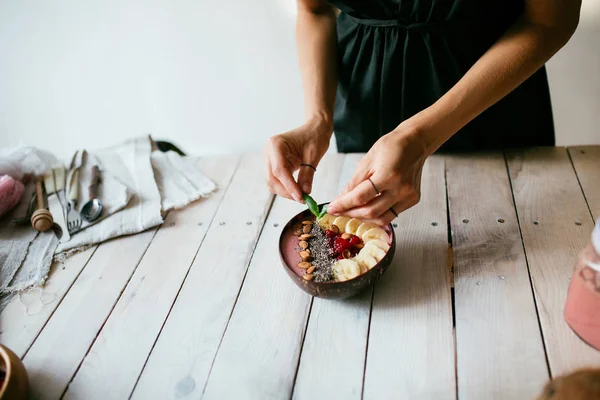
[267,178,294,200]
[364,192,420,226]
[297,163,317,194]
[388,193,419,215]
[335,191,396,220]
[339,154,374,196]
[265,158,294,200]
[328,178,382,214]
[271,153,303,202]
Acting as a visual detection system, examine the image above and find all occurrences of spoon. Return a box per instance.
[80,165,103,222]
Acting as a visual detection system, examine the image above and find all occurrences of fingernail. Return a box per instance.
[302,184,311,193]
[292,193,301,202]
[328,207,337,215]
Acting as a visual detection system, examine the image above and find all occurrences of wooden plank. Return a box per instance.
[506,147,600,376]
[568,146,600,219]
[363,156,456,400]
[448,153,548,399]
[62,155,240,400]
[130,154,276,399]
[0,246,96,358]
[292,154,372,400]
[201,154,344,400]
[23,228,159,400]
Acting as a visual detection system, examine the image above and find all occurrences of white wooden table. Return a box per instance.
[1,147,599,400]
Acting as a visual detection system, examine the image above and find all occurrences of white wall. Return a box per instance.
[0,0,598,160]
[547,0,600,146]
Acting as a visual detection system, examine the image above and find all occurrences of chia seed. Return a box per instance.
[308,223,336,282]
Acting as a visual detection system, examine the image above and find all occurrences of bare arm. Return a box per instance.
[264,0,338,202]
[412,0,582,154]
[328,0,582,223]
[296,0,338,130]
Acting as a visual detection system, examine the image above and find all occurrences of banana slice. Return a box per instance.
[362,227,390,243]
[332,216,351,233]
[317,213,336,229]
[356,252,378,270]
[344,218,362,235]
[367,239,390,252]
[333,259,361,282]
[356,223,379,239]
[360,242,387,262]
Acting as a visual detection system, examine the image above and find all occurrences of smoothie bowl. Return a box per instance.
[279,196,396,299]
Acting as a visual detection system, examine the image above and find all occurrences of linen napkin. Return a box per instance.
[1,135,217,313]
[0,182,58,311]
[56,136,163,255]
[56,135,217,256]
[64,150,132,235]
[151,150,216,211]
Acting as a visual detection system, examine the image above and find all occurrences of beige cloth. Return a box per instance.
[56,135,216,256]
[1,135,216,312]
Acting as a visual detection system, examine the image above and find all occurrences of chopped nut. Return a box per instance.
[293,222,302,231]
[299,234,314,241]
[341,233,352,240]
[330,225,339,234]
[342,249,351,259]
[293,229,303,236]
[301,220,313,225]
[303,224,312,234]
[306,266,315,274]
[303,274,314,281]
[299,251,313,262]
[299,241,308,249]
[298,261,311,269]
[356,243,364,249]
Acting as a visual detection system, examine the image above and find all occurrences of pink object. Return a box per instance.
[564,219,600,350]
[0,175,25,218]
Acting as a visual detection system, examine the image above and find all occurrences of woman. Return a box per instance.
[264,0,580,225]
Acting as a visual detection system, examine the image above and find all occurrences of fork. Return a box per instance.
[66,168,82,233]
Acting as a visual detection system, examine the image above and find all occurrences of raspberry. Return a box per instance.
[349,235,362,246]
[333,236,351,256]
[325,229,337,239]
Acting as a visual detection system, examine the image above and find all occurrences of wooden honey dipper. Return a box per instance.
[30,176,53,232]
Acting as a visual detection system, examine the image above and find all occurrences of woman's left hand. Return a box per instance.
[327,124,428,226]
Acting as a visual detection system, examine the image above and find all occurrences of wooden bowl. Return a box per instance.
[0,344,29,400]
[279,204,396,299]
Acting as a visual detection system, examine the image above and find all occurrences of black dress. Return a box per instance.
[328,0,555,153]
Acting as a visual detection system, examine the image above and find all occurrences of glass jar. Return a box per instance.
[564,218,600,350]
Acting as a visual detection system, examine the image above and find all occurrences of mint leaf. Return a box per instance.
[317,204,328,220]
[303,193,320,218]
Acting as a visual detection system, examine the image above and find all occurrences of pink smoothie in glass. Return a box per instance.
[564,219,600,350]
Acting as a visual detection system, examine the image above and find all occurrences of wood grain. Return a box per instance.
[201,154,344,400]
[23,228,158,400]
[448,153,548,399]
[130,154,275,399]
[0,246,97,358]
[293,154,372,400]
[62,155,240,400]
[506,147,600,376]
[568,146,600,219]
[363,156,456,400]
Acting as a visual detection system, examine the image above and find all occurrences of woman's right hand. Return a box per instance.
[264,117,332,202]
